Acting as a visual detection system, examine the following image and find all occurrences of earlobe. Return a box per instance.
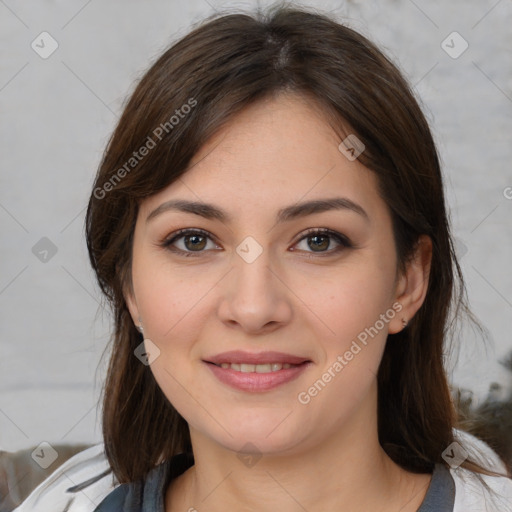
[389,235,432,334]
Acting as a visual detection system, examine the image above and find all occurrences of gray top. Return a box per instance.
[92,455,455,511]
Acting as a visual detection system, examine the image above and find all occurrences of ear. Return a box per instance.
[388,234,432,334]
[123,282,141,329]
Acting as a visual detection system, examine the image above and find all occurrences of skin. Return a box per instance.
[124,92,433,512]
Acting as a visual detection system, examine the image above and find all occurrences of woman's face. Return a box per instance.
[125,93,424,456]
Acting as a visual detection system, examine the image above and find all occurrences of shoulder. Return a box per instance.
[13,443,118,512]
[451,467,512,511]
[450,428,512,512]
[12,432,511,512]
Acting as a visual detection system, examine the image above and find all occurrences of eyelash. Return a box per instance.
[159,228,353,258]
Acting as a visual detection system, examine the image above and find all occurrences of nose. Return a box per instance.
[217,246,293,335]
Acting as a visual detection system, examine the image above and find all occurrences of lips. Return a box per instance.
[203,350,312,392]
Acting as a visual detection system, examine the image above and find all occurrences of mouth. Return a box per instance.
[203,351,312,392]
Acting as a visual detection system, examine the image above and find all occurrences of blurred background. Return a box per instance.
[0,0,511,479]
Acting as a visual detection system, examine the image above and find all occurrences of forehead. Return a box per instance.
[140,93,385,224]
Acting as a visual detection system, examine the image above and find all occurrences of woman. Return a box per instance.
[13,4,512,511]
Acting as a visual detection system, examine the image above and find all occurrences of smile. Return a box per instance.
[205,360,311,392]
[217,362,298,372]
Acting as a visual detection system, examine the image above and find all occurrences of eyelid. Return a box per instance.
[160,227,352,257]
[293,227,352,248]
[160,228,221,255]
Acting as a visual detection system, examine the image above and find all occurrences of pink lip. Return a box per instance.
[203,351,312,392]
[204,350,310,365]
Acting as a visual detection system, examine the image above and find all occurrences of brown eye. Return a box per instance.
[293,229,352,255]
[182,233,207,251]
[161,229,219,257]
[307,234,330,252]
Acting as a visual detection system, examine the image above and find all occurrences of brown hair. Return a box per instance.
[85,3,507,483]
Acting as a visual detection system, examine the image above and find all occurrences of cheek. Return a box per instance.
[296,272,392,428]
[136,272,207,423]
[132,252,210,341]
[301,261,395,404]
[305,261,395,346]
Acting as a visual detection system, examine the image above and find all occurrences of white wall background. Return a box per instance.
[1,0,511,452]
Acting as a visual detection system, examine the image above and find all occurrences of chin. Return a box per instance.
[223,433,303,457]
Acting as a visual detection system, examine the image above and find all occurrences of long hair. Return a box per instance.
[85,3,505,483]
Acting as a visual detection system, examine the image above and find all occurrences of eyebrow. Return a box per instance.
[146,197,370,224]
